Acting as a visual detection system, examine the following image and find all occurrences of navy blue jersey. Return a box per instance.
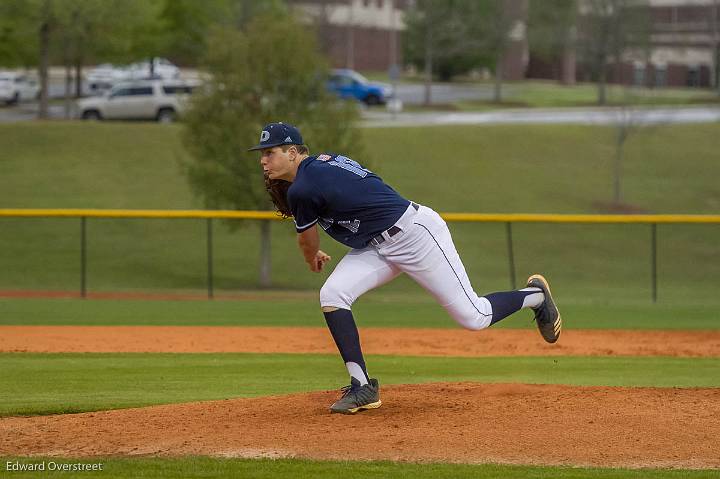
[287,154,410,249]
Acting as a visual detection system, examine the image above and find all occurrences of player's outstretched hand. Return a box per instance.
[310,250,332,273]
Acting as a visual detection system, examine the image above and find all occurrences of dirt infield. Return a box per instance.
[2,325,720,357]
[3,325,719,469]
[1,383,719,469]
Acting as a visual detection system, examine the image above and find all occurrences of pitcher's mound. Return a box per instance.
[2,383,719,469]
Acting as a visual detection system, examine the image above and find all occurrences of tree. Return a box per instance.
[53,0,137,115]
[403,0,496,104]
[471,0,518,103]
[182,13,364,287]
[0,0,56,118]
[0,0,38,68]
[1,0,164,118]
[528,0,578,85]
[577,0,651,105]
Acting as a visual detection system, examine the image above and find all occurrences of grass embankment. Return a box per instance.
[461,81,720,109]
[1,122,718,303]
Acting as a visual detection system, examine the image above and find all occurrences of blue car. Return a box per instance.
[327,69,392,106]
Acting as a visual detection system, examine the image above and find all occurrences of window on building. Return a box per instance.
[687,65,700,87]
[633,64,646,87]
[654,65,667,88]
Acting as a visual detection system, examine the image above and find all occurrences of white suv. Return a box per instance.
[77,79,197,122]
[0,72,39,105]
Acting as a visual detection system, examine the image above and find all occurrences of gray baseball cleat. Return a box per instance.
[527,274,562,343]
[329,377,382,414]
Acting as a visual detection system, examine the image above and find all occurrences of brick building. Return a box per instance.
[291,0,530,80]
[528,0,720,88]
[642,0,719,87]
[292,0,718,88]
[289,0,408,72]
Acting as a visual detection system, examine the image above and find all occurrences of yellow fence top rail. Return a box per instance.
[0,209,283,220]
[1,209,720,224]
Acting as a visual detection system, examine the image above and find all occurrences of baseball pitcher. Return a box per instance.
[251,122,561,414]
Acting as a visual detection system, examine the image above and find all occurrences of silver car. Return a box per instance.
[77,79,197,122]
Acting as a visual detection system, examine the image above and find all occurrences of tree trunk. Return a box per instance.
[423,25,432,106]
[64,62,72,119]
[75,59,83,98]
[613,138,623,204]
[494,58,503,103]
[561,27,577,86]
[597,60,608,105]
[38,12,51,119]
[346,0,354,70]
[713,0,720,95]
[259,221,272,288]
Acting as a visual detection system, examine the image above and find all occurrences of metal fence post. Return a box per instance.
[651,223,657,303]
[505,222,517,290]
[207,218,214,299]
[80,216,87,298]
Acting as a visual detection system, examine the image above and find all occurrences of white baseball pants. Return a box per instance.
[320,203,494,330]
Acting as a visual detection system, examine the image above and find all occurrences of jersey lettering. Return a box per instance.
[328,155,370,178]
[337,219,361,233]
[318,217,334,231]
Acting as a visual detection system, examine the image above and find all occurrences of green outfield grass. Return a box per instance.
[491,81,720,108]
[1,297,718,329]
[0,122,719,305]
[2,456,718,479]
[1,352,718,416]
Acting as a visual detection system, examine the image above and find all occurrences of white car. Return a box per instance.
[85,63,130,91]
[76,80,197,122]
[86,58,180,91]
[0,72,39,105]
[127,58,180,81]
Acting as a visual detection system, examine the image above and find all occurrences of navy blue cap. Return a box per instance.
[248,122,304,151]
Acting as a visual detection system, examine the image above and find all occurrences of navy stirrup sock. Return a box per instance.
[485,289,543,325]
[323,308,370,385]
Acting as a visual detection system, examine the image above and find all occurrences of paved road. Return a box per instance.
[362,106,720,127]
[2,78,718,128]
[392,83,509,104]
[4,103,719,126]
[0,103,68,122]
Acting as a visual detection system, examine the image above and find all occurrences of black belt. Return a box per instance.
[370,202,419,247]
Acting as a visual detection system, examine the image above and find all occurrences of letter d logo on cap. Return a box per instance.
[260,130,270,142]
